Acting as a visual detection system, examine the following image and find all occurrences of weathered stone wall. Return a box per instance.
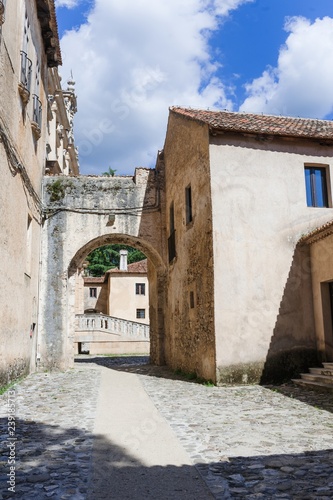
[162,113,216,382]
[210,133,333,384]
[39,169,166,371]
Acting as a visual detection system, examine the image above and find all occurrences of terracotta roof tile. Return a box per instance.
[84,276,107,284]
[170,107,333,140]
[109,259,148,274]
[127,259,148,273]
[298,219,333,245]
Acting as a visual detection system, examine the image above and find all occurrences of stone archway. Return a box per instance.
[38,169,166,371]
[68,234,166,365]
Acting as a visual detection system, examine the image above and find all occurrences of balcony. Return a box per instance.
[31,94,42,139]
[18,51,32,103]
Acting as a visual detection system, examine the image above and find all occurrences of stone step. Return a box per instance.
[292,378,333,393]
[300,373,333,385]
[309,367,333,377]
[323,362,333,369]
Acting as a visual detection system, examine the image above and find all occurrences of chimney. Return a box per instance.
[119,249,128,271]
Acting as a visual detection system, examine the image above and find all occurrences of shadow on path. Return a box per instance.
[0,416,212,499]
[0,416,333,499]
[75,355,333,414]
[265,383,333,415]
[75,355,208,383]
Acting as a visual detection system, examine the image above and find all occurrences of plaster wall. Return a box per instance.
[108,274,149,324]
[163,113,216,381]
[39,170,165,371]
[210,133,333,383]
[0,0,51,385]
[309,235,333,362]
[84,282,108,314]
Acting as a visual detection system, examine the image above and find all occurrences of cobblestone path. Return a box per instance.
[0,365,100,499]
[1,356,333,499]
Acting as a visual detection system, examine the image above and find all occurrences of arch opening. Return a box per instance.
[68,234,166,366]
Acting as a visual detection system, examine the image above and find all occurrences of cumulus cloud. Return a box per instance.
[55,0,79,8]
[240,16,333,118]
[58,0,253,174]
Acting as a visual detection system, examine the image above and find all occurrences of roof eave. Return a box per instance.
[36,0,62,67]
[298,220,333,245]
[208,126,333,144]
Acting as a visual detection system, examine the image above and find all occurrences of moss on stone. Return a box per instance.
[0,359,29,389]
[216,361,265,385]
[216,349,320,386]
[46,179,73,202]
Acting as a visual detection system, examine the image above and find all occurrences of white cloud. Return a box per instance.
[240,16,333,118]
[58,0,253,174]
[55,0,79,8]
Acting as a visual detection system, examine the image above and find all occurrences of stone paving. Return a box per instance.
[0,365,100,499]
[139,370,333,499]
[1,356,333,499]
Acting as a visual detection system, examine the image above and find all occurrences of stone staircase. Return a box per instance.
[293,363,333,392]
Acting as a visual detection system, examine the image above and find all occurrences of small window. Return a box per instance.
[190,291,195,309]
[89,287,97,298]
[170,202,175,234]
[185,185,193,224]
[168,201,176,262]
[305,166,329,207]
[136,309,145,319]
[136,283,146,295]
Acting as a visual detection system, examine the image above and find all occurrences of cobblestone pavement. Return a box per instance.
[0,364,100,499]
[1,356,333,499]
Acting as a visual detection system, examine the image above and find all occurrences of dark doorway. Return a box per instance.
[78,342,90,355]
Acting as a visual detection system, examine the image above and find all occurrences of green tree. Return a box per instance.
[86,245,146,277]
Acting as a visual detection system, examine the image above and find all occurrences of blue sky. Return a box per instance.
[55,0,333,175]
[211,1,333,109]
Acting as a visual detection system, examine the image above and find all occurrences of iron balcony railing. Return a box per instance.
[20,51,32,92]
[32,94,42,129]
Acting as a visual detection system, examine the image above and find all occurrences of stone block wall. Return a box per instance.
[162,112,216,382]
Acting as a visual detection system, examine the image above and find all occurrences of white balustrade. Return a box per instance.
[75,314,150,340]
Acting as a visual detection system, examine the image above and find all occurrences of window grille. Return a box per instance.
[32,94,42,129]
[20,51,32,92]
